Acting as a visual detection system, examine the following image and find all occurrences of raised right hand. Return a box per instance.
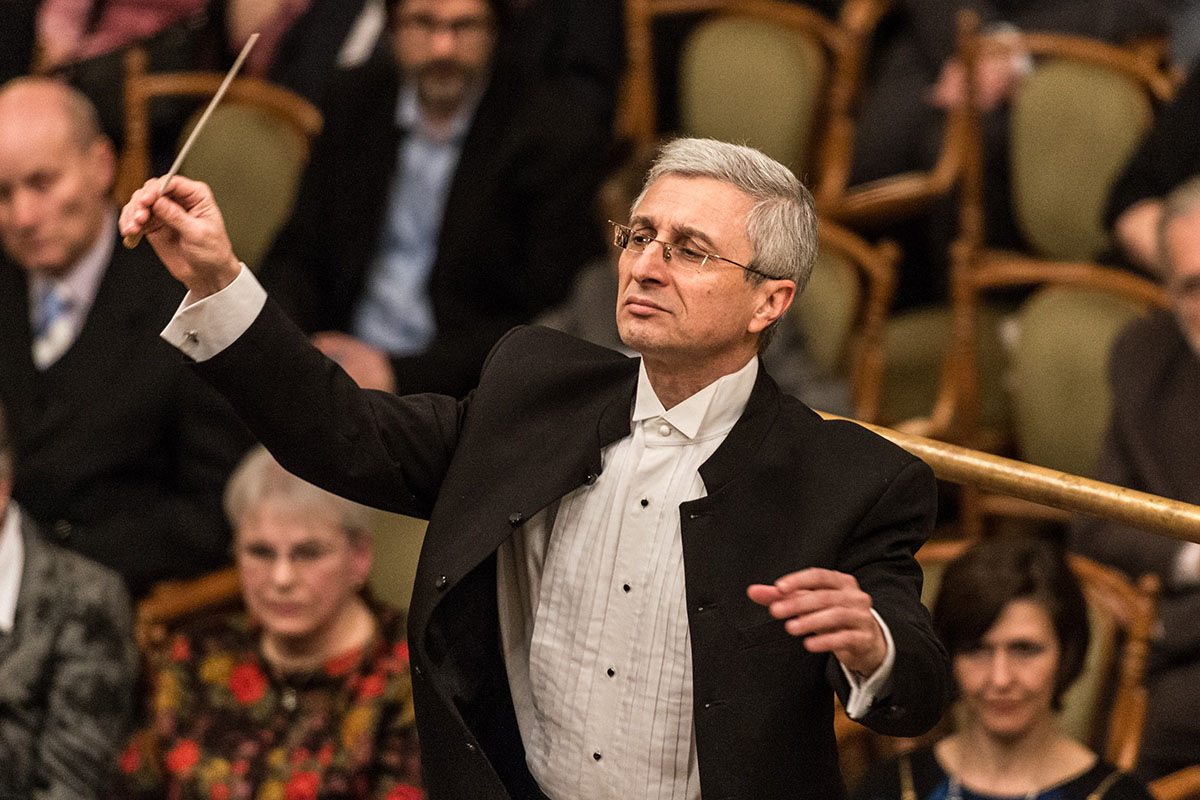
[118,175,242,298]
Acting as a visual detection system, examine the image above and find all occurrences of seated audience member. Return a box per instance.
[0,402,138,798]
[257,0,609,399]
[0,0,38,82]
[851,0,1170,308]
[1106,64,1200,276]
[853,534,1152,800]
[113,445,423,799]
[0,77,252,598]
[538,140,854,415]
[1069,176,1200,781]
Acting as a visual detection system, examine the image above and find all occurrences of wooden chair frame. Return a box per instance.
[1152,766,1200,800]
[812,218,900,423]
[619,0,887,207]
[115,46,323,202]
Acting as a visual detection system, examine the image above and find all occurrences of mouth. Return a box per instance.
[623,295,668,316]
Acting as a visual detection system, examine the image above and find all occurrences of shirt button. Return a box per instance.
[434,575,448,590]
[640,498,649,508]
[584,472,598,485]
[508,512,525,526]
[658,423,671,437]
[622,583,631,593]
[606,667,615,677]
[593,752,602,761]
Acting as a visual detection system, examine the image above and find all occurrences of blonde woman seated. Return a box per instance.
[851,535,1151,800]
[112,446,423,799]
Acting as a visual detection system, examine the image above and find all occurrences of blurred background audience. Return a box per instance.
[256,0,611,398]
[0,400,138,799]
[0,77,251,599]
[1070,176,1200,782]
[112,446,422,799]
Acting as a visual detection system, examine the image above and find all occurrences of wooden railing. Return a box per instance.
[819,412,1200,544]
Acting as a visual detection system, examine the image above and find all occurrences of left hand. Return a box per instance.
[311,332,396,393]
[747,568,887,676]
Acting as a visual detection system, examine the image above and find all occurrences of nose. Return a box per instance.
[270,555,296,589]
[8,187,40,230]
[428,27,458,56]
[988,651,1014,687]
[628,239,672,284]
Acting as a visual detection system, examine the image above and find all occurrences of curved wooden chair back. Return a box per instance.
[619,0,885,202]
[922,19,1175,448]
[791,218,899,422]
[135,566,242,655]
[115,46,323,204]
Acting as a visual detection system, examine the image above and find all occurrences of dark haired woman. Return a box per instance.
[852,535,1152,800]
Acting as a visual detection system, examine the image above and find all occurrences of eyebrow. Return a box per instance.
[628,215,720,252]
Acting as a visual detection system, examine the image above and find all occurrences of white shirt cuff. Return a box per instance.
[160,264,266,361]
[840,608,896,719]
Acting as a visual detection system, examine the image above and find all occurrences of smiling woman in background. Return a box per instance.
[851,535,1151,800]
[112,446,423,799]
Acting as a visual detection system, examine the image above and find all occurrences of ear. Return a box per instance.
[87,137,116,194]
[747,279,796,334]
[350,534,374,588]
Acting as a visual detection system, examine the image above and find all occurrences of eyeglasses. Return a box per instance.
[397,13,494,39]
[237,541,343,569]
[608,220,770,278]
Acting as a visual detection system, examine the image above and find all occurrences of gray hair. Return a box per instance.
[1158,175,1200,277]
[224,446,373,544]
[632,137,819,289]
[0,403,9,483]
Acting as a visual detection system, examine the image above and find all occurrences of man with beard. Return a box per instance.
[1069,174,1200,781]
[257,0,610,398]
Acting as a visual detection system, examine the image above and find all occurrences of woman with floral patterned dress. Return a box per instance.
[111,446,424,800]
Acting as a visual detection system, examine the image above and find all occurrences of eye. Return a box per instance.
[291,542,328,563]
[1009,641,1046,658]
[630,233,654,247]
[676,246,708,263]
[241,543,275,562]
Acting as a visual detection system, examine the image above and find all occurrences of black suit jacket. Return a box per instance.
[0,231,252,597]
[258,56,609,398]
[196,300,950,799]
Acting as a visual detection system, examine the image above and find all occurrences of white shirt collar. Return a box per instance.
[0,504,25,633]
[632,355,759,440]
[28,208,116,320]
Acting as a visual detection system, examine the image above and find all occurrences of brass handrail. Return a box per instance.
[819,412,1200,544]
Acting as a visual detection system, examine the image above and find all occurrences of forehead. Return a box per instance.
[237,500,345,542]
[397,0,491,16]
[980,598,1056,643]
[0,97,80,180]
[631,174,755,244]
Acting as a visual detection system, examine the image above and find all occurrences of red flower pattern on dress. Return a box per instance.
[393,641,409,663]
[229,661,267,705]
[209,783,230,800]
[285,770,321,800]
[120,741,141,774]
[358,672,386,700]
[170,636,191,662]
[323,645,363,677]
[165,739,200,774]
[384,785,424,800]
[289,747,311,767]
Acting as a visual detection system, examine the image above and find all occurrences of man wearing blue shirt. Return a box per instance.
[259,0,609,398]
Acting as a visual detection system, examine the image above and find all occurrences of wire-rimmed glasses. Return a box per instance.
[608,220,771,279]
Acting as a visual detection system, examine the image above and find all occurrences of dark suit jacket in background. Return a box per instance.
[194,301,951,799]
[0,231,253,597]
[1068,309,1200,780]
[0,510,138,799]
[258,55,610,399]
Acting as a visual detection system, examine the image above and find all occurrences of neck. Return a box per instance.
[642,351,756,410]
[261,596,374,673]
[946,718,1061,795]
